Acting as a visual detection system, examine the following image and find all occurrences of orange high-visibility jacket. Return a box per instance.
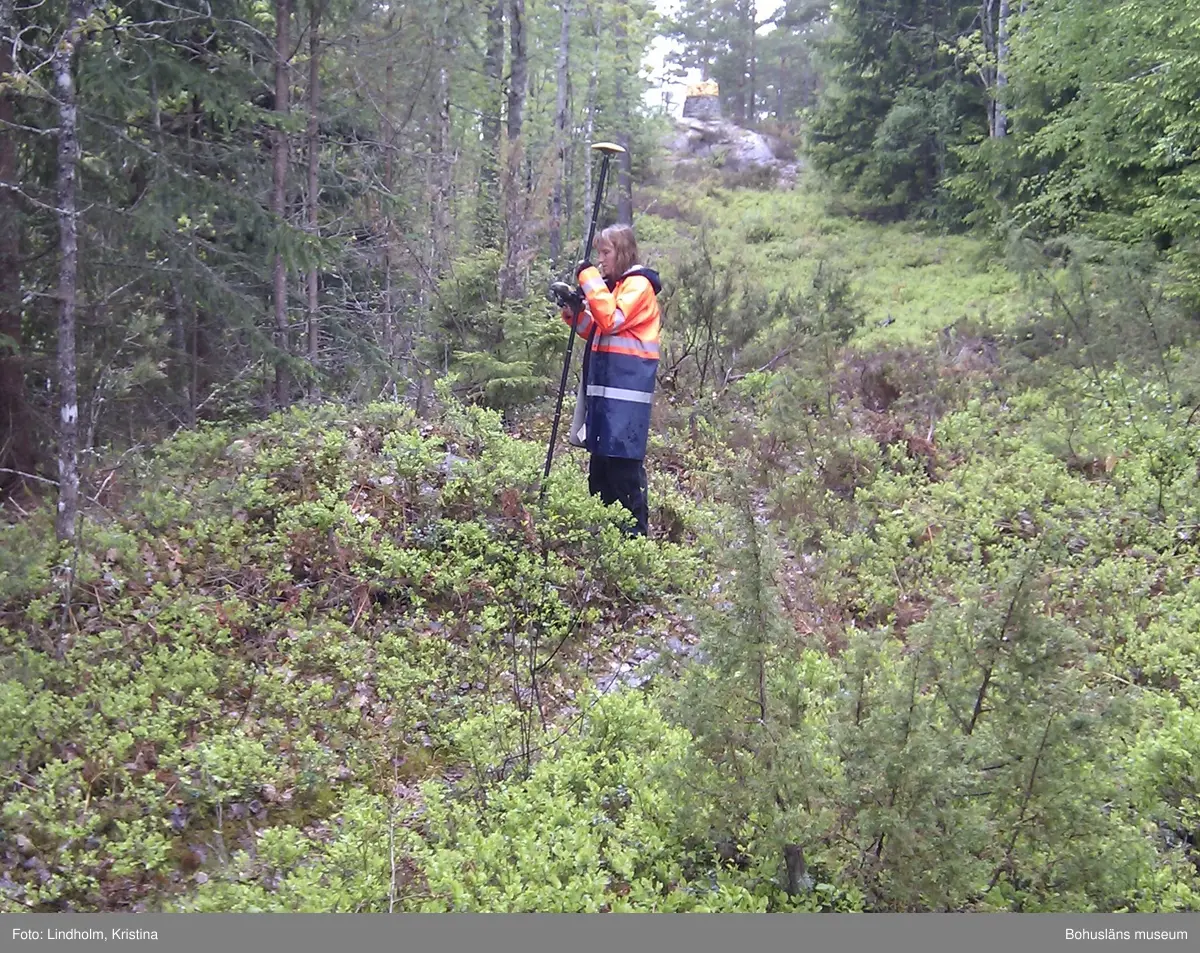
[562,264,662,459]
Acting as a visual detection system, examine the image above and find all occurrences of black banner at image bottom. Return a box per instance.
[2,913,1198,953]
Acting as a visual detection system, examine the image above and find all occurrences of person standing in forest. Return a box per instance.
[560,224,662,537]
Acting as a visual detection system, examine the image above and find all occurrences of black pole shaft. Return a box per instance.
[540,152,613,500]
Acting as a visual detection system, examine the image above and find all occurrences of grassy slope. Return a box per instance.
[638,180,1024,346]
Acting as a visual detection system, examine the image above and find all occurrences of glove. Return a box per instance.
[575,260,595,280]
[548,281,584,315]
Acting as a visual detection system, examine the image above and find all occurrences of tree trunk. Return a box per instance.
[732,0,749,121]
[613,2,633,226]
[0,0,35,497]
[306,2,321,400]
[180,93,201,426]
[981,0,997,136]
[775,52,784,119]
[191,306,201,426]
[549,0,571,264]
[584,6,598,218]
[564,131,574,255]
[171,285,197,428]
[422,4,453,383]
[506,0,526,167]
[615,140,632,226]
[994,0,1010,138]
[748,1,758,124]
[583,51,597,229]
[272,0,291,409]
[431,7,452,275]
[499,0,527,300]
[478,0,504,249]
[54,0,90,542]
[382,40,395,392]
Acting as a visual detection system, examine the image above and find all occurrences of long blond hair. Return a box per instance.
[598,224,639,277]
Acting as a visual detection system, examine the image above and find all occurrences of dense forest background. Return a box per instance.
[2,0,1199,913]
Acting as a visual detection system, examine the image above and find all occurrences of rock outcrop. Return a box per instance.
[664,82,801,187]
[681,79,722,121]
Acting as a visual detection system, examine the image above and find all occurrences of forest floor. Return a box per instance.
[3,174,1199,913]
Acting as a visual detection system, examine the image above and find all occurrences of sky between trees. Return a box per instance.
[645,0,786,116]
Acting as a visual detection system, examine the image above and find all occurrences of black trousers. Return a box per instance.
[588,454,649,537]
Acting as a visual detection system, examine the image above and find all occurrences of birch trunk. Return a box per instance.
[54,0,91,542]
[995,0,1010,138]
[982,0,997,136]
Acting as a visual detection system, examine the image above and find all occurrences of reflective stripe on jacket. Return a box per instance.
[562,264,662,459]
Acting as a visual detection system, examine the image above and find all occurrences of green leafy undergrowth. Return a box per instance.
[0,397,708,911]
[655,482,1199,912]
[716,344,1200,908]
[805,368,1200,652]
[173,693,771,912]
